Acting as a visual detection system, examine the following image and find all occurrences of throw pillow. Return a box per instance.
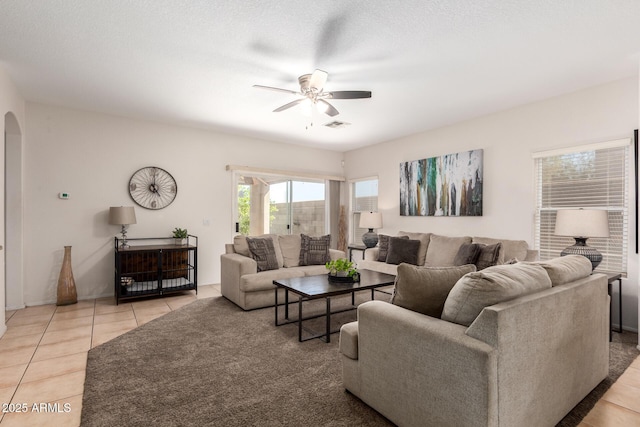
[279,234,302,268]
[475,243,502,270]
[246,237,279,272]
[299,234,331,266]
[377,234,408,262]
[391,264,477,318]
[385,237,421,265]
[442,263,552,327]
[453,243,482,266]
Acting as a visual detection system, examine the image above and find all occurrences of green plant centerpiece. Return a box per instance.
[325,258,359,282]
[172,228,188,245]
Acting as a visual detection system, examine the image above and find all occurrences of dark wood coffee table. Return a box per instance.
[273,269,396,343]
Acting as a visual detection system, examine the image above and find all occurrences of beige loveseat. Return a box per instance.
[221,234,345,310]
[357,232,539,275]
[339,255,609,427]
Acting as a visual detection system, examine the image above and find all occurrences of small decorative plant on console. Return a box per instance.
[172,227,188,245]
[325,258,360,282]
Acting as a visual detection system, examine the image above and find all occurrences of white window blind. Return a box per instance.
[351,179,378,244]
[534,141,629,274]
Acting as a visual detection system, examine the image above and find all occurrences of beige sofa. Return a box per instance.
[357,232,539,275]
[339,256,609,427]
[220,234,345,310]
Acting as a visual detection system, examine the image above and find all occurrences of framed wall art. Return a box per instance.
[400,149,483,216]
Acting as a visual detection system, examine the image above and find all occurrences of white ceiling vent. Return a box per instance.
[324,121,351,129]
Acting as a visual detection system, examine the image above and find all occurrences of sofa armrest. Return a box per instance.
[364,247,379,261]
[220,253,258,306]
[354,301,497,426]
[339,321,359,360]
[329,249,346,260]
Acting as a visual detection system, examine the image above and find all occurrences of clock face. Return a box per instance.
[129,166,177,210]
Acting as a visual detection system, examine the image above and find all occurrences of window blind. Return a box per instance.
[534,142,629,274]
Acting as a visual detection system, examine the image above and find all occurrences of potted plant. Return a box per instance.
[172,228,188,245]
[325,258,359,281]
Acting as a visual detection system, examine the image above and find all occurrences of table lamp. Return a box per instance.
[109,206,137,247]
[554,208,609,270]
[359,211,383,248]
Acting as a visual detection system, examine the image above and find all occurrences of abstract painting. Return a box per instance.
[400,149,483,216]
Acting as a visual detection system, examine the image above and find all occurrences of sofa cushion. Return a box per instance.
[533,255,593,286]
[398,232,431,266]
[475,243,502,270]
[377,234,408,262]
[299,234,331,266]
[472,237,529,264]
[392,263,477,318]
[239,268,305,292]
[442,263,552,327]
[246,237,279,272]
[233,235,250,257]
[424,235,472,267]
[385,237,421,265]
[453,243,482,266]
[279,234,302,268]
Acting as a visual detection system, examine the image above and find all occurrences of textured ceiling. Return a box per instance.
[1,1,639,151]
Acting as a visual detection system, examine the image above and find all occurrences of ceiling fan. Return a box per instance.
[253,69,371,117]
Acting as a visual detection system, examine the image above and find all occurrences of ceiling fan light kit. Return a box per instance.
[254,69,371,119]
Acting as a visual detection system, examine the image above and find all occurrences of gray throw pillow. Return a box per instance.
[391,264,477,317]
[454,243,482,266]
[299,234,331,266]
[385,237,420,265]
[377,234,408,262]
[475,243,502,270]
[246,237,279,272]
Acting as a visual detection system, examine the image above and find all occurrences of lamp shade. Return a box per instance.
[109,206,137,226]
[359,212,382,229]
[554,209,609,238]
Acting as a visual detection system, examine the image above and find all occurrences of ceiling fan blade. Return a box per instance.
[328,90,372,99]
[273,98,305,112]
[309,69,328,91]
[318,99,339,117]
[253,85,299,95]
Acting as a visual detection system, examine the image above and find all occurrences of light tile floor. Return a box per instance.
[0,284,638,426]
[0,284,220,426]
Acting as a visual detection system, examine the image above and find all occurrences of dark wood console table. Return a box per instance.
[114,236,197,304]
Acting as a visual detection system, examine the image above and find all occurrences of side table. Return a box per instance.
[348,244,370,262]
[607,273,622,342]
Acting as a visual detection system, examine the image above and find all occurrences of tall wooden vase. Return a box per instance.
[57,246,78,306]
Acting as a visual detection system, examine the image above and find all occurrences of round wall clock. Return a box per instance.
[128,166,177,210]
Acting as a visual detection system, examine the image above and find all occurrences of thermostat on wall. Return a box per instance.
[58,192,70,199]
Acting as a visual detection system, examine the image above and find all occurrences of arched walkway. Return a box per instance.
[5,111,24,310]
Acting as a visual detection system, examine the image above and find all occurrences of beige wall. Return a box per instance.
[22,103,344,305]
[344,77,639,332]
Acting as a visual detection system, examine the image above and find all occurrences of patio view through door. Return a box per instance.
[236,173,326,237]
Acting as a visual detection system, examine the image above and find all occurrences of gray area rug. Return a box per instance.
[81,296,639,427]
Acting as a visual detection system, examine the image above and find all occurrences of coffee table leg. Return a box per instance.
[274,288,278,326]
[298,297,303,342]
[326,297,331,343]
[285,289,289,320]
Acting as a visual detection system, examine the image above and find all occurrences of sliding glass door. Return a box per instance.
[235,173,326,236]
